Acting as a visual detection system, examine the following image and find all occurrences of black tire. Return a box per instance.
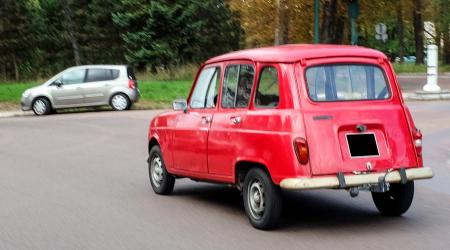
[32,97,51,116]
[110,93,130,111]
[372,181,414,216]
[148,145,175,195]
[243,168,282,230]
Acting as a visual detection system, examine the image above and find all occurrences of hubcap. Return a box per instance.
[111,95,128,110]
[151,156,164,188]
[247,179,265,220]
[33,100,46,115]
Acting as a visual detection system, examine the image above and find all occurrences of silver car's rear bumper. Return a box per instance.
[280,167,433,190]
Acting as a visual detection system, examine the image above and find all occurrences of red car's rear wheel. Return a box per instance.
[243,168,282,230]
[372,181,414,216]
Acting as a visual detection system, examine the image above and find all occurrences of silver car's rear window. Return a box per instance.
[305,64,390,101]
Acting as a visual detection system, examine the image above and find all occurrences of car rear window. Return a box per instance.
[305,64,390,101]
[127,66,136,80]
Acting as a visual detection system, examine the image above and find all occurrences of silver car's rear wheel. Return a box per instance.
[32,97,51,116]
[110,93,130,111]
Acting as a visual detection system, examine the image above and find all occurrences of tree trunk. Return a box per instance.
[320,0,338,44]
[275,0,289,45]
[63,0,81,65]
[413,0,425,64]
[12,54,19,81]
[396,1,405,63]
[442,0,450,64]
[444,28,450,64]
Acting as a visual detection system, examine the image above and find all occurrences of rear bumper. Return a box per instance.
[280,167,433,190]
[129,88,140,102]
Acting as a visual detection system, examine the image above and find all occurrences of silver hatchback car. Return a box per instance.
[21,65,140,115]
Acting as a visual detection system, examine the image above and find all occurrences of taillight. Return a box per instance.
[294,137,309,165]
[413,128,422,156]
[128,79,135,89]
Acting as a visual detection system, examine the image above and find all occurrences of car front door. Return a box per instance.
[51,68,86,107]
[172,65,221,173]
[208,62,255,176]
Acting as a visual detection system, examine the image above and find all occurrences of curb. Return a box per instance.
[403,90,450,101]
[0,111,33,118]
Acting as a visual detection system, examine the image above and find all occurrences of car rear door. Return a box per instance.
[297,58,417,176]
[208,62,255,176]
[171,65,221,173]
[82,68,118,105]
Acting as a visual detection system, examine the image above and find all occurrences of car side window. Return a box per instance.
[86,69,120,82]
[60,69,86,85]
[205,67,221,108]
[222,64,254,108]
[190,66,221,109]
[255,66,280,108]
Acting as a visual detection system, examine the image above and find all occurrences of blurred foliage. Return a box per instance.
[0,0,241,80]
[112,0,241,71]
[1,0,450,81]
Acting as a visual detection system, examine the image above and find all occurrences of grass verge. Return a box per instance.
[392,62,450,73]
[0,80,193,111]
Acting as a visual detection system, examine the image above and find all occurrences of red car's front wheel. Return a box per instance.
[148,145,175,195]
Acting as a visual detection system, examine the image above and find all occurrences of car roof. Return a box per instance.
[205,44,387,64]
[66,65,129,70]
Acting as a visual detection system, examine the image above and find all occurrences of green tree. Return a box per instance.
[113,0,241,71]
[0,0,40,80]
[433,0,450,64]
[84,0,125,64]
[37,0,73,76]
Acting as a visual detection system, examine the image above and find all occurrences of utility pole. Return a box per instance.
[275,0,289,45]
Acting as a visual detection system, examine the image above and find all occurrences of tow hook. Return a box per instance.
[371,168,393,193]
[349,187,359,197]
[348,168,396,197]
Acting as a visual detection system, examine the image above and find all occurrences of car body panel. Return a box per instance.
[295,57,417,176]
[82,80,110,105]
[51,84,84,107]
[172,109,212,173]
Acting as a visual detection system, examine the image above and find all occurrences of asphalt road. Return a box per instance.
[1,103,450,250]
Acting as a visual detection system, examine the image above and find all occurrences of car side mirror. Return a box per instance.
[53,79,63,87]
[172,99,187,113]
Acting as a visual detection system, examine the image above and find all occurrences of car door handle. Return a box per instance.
[230,116,241,124]
[202,116,212,124]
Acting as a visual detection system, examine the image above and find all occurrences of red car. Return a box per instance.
[147,45,433,229]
